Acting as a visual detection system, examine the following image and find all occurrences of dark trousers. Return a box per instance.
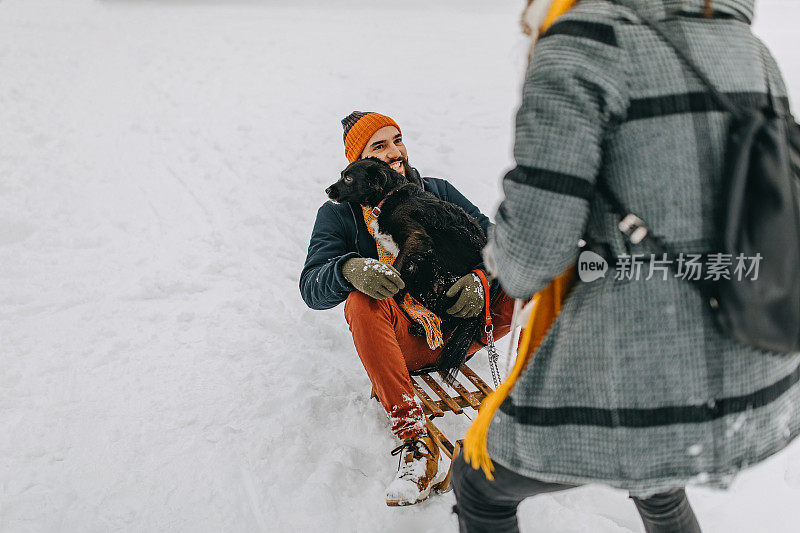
[451,454,702,533]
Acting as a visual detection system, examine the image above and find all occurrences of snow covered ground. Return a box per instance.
[1,1,799,531]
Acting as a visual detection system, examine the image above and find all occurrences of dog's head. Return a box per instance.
[325,157,406,208]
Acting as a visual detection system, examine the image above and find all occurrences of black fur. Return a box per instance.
[326,158,488,380]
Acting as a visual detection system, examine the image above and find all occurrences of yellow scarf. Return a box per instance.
[462,0,578,481]
[542,0,576,30]
[362,206,444,350]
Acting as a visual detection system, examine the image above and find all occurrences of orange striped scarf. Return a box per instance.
[362,206,444,350]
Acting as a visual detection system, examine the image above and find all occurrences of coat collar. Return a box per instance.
[617,0,754,24]
[406,167,424,189]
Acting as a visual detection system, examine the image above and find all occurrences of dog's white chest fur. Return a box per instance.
[370,219,400,257]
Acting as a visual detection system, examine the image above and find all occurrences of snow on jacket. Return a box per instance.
[300,168,491,310]
[487,0,800,495]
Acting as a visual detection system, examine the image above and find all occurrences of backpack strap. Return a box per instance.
[756,42,786,117]
[596,177,717,306]
[610,0,744,118]
[597,0,748,278]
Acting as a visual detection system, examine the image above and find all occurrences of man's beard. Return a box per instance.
[388,156,414,181]
[402,158,413,180]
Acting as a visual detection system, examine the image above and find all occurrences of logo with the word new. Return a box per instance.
[578,251,608,282]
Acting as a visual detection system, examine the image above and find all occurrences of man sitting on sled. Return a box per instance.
[300,111,515,506]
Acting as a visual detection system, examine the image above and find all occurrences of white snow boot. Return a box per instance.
[385,432,446,506]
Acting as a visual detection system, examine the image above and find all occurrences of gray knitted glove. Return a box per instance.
[342,258,405,300]
[445,272,485,318]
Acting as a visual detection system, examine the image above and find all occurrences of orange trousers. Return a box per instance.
[344,290,515,439]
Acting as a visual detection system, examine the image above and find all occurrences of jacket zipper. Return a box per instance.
[349,203,361,255]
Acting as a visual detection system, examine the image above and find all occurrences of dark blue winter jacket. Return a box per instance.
[300,168,492,310]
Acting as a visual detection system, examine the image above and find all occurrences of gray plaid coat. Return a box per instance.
[488,0,800,495]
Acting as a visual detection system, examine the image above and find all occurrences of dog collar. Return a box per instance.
[371,187,402,217]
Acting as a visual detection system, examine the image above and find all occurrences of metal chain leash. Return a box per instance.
[485,324,501,389]
[471,268,502,390]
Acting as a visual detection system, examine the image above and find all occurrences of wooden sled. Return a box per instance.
[371,362,493,492]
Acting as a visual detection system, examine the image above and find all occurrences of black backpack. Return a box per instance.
[600,3,800,353]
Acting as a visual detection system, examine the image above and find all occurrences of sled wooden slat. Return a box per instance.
[471,389,488,404]
[420,374,463,414]
[437,371,481,409]
[437,440,462,491]
[368,362,495,497]
[425,419,454,458]
[458,365,494,397]
[412,381,445,418]
[431,397,472,411]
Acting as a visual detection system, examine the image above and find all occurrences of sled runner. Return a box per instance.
[371,362,494,492]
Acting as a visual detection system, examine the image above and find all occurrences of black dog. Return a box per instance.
[326,157,488,380]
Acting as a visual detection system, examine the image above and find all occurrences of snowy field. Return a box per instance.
[1,1,799,531]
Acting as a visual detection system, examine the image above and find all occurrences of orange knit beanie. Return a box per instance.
[341,111,401,162]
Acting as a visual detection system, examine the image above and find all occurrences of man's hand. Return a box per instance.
[445,273,485,318]
[342,258,405,300]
